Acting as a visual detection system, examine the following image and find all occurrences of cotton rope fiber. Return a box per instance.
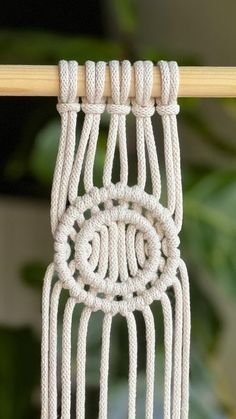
[41,59,191,419]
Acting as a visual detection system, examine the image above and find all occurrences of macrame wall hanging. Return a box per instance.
[41,59,191,419]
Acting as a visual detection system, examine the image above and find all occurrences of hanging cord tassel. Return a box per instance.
[41,58,190,419]
[100,60,138,419]
[156,60,190,419]
[157,60,179,419]
[49,60,80,419]
[41,60,80,419]
[131,61,158,419]
[72,61,107,419]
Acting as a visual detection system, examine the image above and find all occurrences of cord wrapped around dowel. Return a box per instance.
[41,59,191,419]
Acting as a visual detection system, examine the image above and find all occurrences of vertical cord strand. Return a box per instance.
[61,298,77,419]
[126,313,138,419]
[48,282,63,419]
[41,263,54,419]
[161,293,173,419]
[179,260,191,419]
[98,313,113,419]
[76,308,91,419]
[172,278,183,419]
[143,306,156,419]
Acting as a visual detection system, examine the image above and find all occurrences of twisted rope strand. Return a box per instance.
[76,308,91,419]
[143,306,156,419]
[61,298,77,419]
[179,260,191,419]
[51,60,79,234]
[161,293,173,419]
[126,313,138,419]
[98,313,113,419]
[172,278,183,419]
[48,281,63,418]
[156,60,181,229]
[41,263,54,419]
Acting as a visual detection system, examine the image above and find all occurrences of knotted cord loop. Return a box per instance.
[51,60,79,235]
[156,103,180,116]
[103,60,131,187]
[58,59,78,103]
[56,102,81,114]
[132,102,155,118]
[56,60,80,116]
[132,61,161,198]
[106,103,130,115]
[156,60,179,112]
[68,60,106,202]
[156,60,183,232]
[81,102,106,114]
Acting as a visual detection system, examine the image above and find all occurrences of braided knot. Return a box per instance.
[156,101,180,116]
[56,102,81,114]
[106,103,130,115]
[81,103,106,115]
[132,102,155,118]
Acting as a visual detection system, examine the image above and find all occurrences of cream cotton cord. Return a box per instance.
[41,59,191,419]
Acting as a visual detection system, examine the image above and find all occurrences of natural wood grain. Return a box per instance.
[0,65,235,97]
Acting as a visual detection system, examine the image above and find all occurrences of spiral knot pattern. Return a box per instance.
[54,184,180,315]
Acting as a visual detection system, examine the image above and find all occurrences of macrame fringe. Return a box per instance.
[41,59,191,419]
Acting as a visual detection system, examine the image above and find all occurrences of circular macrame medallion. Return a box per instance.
[54,183,180,315]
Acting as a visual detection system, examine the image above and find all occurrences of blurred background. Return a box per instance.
[0,0,236,418]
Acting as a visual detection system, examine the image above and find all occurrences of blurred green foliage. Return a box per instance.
[0,31,123,63]
[1,1,236,417]
[0,327,40,418]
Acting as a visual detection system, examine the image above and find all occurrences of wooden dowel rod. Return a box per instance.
[0,65,235,97]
